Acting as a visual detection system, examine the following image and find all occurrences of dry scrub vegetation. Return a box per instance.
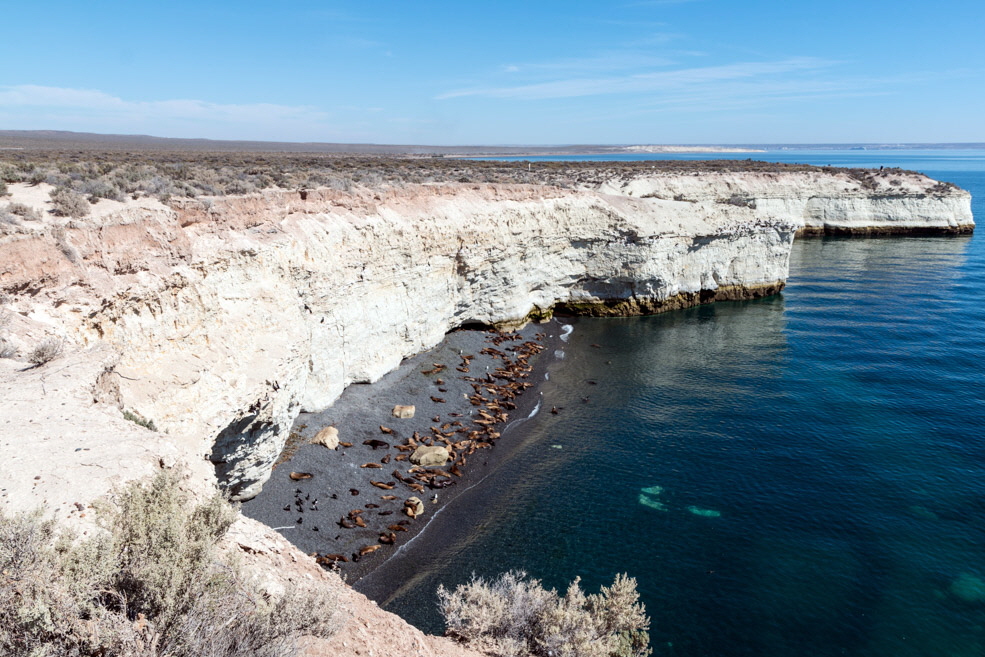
[438,571,651,657]
[0,150,831,203]
[0,470,341,657]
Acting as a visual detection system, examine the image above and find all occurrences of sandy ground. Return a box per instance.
[243,321,562,585]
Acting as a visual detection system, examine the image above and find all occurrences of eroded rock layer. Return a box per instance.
[0,171,972,505]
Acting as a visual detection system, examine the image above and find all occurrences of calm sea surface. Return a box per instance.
[371,151,985,657]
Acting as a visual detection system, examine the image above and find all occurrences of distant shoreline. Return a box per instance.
[1,129,983,156]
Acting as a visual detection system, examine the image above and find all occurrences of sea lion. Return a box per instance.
[338,517,356,529]
[363,439,390,449]
[359,545,381,556]
[349,488,360,495]
[289,472,313,481]
[380,494,398,500]
[378,510,394,516]
[388,524,409,532]
[354,516,367,528]
[379,425,394,434]
[371,481,396,490]
[316,554,349,564]
[379,532,396,545]
[435,378,445,385]
[361,463,383,469]
[430,396,446,403]
[339,441,354,447]
[365,503,380,509]
[381,453,392,464]
[394,454,409,461]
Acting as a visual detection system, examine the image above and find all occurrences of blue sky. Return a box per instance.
[1,0,982,145]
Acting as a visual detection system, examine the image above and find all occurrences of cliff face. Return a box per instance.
[605,169,974,234]
[0,171,972,504]
[0,169,972,655]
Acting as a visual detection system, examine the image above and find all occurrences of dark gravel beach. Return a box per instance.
[242,320,566,582]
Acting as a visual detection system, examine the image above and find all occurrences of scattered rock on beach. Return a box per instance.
[404,496,425,518]
[312,426,340,449]
[410,445,449,466]
[392,405,416,419]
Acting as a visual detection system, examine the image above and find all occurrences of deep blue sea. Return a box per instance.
[372,150,985,656]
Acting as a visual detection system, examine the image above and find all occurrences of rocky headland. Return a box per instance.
[0,162,973,655]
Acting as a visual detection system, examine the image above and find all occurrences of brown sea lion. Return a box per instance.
[389,524,409,532]
[361,463,383,469]
[371,481,396,490]
[364,439,389,449]
[380,425,394,434]
[316,554,349,564]
[359,545,381,556]
[289,472,313,481]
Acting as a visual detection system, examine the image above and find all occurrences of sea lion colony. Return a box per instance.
[276,328,547,569]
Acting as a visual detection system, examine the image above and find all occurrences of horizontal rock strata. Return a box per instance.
[0,170,972,504]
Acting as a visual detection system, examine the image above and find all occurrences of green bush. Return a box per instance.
[438,571,651,657]
[50,187,91,218]
[0,470,342,657]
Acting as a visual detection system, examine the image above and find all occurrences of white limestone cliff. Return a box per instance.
[0,171,972,506]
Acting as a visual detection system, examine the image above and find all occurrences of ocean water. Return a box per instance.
[368,151,985,657]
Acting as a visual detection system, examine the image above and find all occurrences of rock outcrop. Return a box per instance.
[0,168,972,656]
[0,171,971,505]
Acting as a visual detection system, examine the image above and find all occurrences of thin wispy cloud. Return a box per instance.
[0,85,332,139]
[437,57,835,100]
[0,85,329,122]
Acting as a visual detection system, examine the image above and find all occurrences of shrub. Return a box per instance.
[0,470,341,657]
[0,180,7,196]
[7,202,43,221]
[438,571,651,657]
[50,187,91,218]
[123,409,158,432]
[28,337,63,366]
[0,310,14,359]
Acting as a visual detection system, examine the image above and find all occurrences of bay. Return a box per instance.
[362,150,985,657]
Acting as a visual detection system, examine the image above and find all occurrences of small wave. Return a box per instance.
[544,371,550,381]
[560,324,574,342]
[554,349,565,359]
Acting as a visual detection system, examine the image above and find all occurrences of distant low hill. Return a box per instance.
[0,130,982,155]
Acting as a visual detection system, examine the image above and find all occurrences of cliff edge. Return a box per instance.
[0,169,971,655]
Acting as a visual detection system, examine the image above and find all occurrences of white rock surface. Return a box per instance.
[0,172,972,506]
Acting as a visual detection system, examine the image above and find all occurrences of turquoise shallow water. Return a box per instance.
[368,151,985,656]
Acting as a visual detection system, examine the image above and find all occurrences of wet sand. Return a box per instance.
[242,320,565,583]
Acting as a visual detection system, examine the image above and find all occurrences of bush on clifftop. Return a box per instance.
[438,570,651,657]
[0,470,341,657]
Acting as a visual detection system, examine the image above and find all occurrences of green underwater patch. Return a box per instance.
[686,506,722,518]
[638,485,667,511]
